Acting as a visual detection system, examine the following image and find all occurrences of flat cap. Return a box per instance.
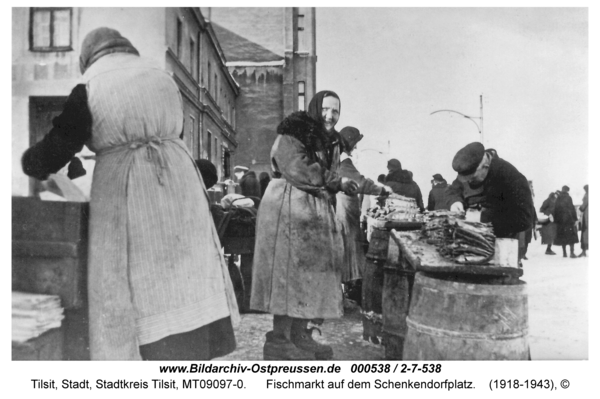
[452,142,485,176]
[432,173,444,181]
[233,165,249,172]
[339,126,364,152]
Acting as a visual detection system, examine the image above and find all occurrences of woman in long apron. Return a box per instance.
[22,27,239,360]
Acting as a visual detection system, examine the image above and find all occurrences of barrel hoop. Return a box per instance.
[406,317,528,340]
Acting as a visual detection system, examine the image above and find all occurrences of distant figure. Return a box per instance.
[236,166,261,198]
[195,159,218,189]
[427,173,449,211]
[553,185,579,258]
[579,184,588,257]
[377,174,386,184]
[519,180,537,261]
[540,192,558,255]
[384,158,425,212]
[258,172,271,199]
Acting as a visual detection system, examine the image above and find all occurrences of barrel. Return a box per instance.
[382,232,416,359]
[403,272,529,360]
[361,228,389,344]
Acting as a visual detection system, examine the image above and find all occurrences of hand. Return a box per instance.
[340,177,358,196]
[450,201,465,213]
[380,185,393,196]
[549,214,554,223]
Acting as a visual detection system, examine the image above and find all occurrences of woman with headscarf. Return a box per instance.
[22,27,239,360]
[336,127,390,283]
[553,185,579,258]
[251,91,358,360]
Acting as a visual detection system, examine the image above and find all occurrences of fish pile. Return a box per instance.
[422,211,495,264]
[366,194,423,222]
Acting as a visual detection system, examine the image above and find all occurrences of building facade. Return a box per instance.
[207,7,317,176]
[12,7,239,197]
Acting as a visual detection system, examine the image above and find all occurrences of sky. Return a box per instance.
[316,7,589,210]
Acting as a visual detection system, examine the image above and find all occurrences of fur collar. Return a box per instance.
[277,111,329,152]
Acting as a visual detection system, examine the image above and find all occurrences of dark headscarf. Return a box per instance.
[307,91,341,167]
[195,159,218,189]
[79,27,139,74]
[307,90,341,133]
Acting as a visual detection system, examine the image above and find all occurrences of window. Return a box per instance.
[190,37,196,76]
[223,149,231,179]
[214,73,218,101]
[298,81,306,111]
[207,62,211,92]
[207,131,212,161]
[176,18,183,58]
[297,14,305,31]
[214,138,219,163]
[187,115,196,157]
[30,8,72,51]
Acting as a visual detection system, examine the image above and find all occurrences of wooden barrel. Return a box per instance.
[382,230,417,359]
[361,228,389,344]
[403,272,529,360]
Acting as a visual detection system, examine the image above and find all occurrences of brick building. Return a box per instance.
[12,7,239,196]
[207,7,317,176]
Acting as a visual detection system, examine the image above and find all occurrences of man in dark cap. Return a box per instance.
[446,142,534,240]
[427,173,449,211]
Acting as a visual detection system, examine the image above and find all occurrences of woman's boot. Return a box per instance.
[562,246,567,258]
[263,315,314,360]
[291,318,333,360]
[545,245,556,255]
[570,244,577,258]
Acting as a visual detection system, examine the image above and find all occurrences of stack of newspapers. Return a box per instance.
[12,291,64,343]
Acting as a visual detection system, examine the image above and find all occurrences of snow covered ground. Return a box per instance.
[522,241,588,360]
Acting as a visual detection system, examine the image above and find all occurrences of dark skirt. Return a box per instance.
[554,223,579,246]
[540,223,557,245]
[139,316,236,360]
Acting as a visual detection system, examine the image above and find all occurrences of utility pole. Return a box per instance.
[480,94,484,145]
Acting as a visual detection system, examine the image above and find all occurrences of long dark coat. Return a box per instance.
[553,192,579,246]
[580,192,588,250]
[539,196,557,245]
[427,182,449,211]
[385,169,425,211]
[445,151,534,238]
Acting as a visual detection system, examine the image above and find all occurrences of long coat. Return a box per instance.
[554,192,579,246]
[336,154,383,282]
[427,182,449,211]
[22,54,239,360]
[384,169,425,211]
[580,192,588,250]
[251,112,345,319]
[445,151,534,238]
[539,196,557,245]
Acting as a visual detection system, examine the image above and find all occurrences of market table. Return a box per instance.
[384,230,528,361]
